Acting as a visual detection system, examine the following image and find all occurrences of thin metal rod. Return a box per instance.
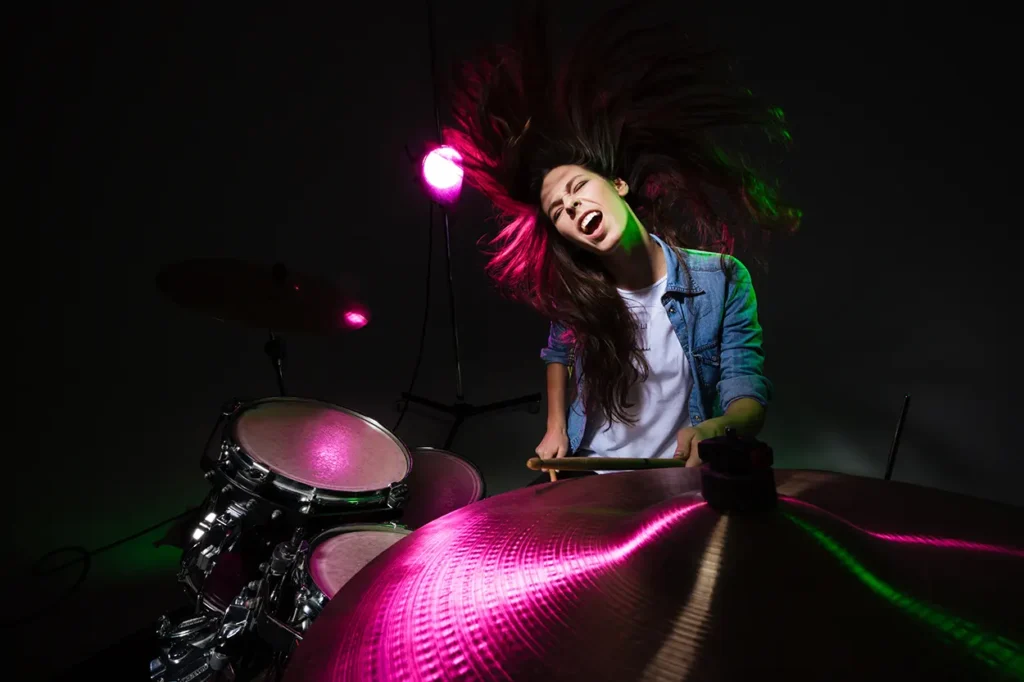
[426,0,465,400]
[426,0,443,143]
[443,210,464,400]
[267,329,286,397]
[884,394,911,481]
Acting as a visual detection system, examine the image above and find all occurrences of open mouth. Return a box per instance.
[578,210,603,236]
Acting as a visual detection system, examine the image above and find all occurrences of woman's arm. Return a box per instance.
[544,362,569,433]
[706,397,765,437]
[717,256,773,416]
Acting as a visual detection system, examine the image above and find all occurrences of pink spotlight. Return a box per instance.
[343,310,368,329]
[421,146,463,204]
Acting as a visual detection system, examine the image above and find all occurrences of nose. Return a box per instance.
[565,197,581,220]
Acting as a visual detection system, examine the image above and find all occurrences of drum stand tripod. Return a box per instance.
[398,0,540,448]
[398,204,540,448]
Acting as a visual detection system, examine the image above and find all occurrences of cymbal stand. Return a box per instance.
[884,394,911,480]
[266,262,289,396]
[265,329,287,396]
[399,0,540,448]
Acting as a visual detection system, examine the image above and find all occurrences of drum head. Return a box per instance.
[400,448,485,530]
[233,398,411,492]
[309,527,411,599]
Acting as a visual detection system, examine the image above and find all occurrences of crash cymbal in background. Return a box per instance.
[157,259,367,335]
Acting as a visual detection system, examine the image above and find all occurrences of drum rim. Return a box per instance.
[308,522,413,550]
[409,446,487,501]
[304,523,413,600]
[225,396,413,495]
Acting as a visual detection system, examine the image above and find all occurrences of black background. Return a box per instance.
[12,1,1020,675]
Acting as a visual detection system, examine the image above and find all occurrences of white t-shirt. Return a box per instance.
[577,275,692,471]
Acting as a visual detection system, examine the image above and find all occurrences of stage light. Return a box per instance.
[343,310,368,329]
[421,146,463,205]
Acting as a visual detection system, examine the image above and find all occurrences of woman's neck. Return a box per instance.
[602,206,666,291]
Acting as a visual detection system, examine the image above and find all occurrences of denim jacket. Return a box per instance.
[539,234,772,453]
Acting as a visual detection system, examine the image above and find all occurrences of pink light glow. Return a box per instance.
[319,497,709,680]
[344,311,368,329]
[781,496,1024,557]
[421,146,463,204]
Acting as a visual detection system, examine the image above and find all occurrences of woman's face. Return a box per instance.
[540,165,631,255]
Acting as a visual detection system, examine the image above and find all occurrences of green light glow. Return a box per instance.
[785,513,1024,679]
[618,200,644,254]
[95,527,183,585]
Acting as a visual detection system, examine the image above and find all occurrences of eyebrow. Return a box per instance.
[546,174,583,217]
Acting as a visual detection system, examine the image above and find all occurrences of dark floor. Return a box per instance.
[51,622,167,681]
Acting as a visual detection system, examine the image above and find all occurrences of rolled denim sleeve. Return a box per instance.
[717,256,773,410]
[539,321,572,365]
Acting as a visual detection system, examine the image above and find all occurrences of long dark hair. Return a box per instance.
[446,3,800,425]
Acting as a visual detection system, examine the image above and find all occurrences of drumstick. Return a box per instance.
[527,457,688,472]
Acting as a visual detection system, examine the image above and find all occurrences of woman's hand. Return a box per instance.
[674,420,725,467]
[535,427,569,459]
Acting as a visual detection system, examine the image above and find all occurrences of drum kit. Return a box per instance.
[150,260,486,681]
[150,258,1024,681]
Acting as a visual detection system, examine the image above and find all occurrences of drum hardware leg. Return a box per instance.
[152,578,267,682]
[149,610,223,682]
[400,392,543,448]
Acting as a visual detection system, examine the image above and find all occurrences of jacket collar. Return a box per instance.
[649,233,703,297]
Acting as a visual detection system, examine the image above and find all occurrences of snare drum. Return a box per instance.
[399,447,485,529]
[183,397,413,613]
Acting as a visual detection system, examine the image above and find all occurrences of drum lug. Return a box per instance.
[187,500,252,573]
[298,488,320,515]
[387,482,410,509]
[251,462,270,480]
[217,440,235,464]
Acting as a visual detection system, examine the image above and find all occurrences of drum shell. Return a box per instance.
[399,447,486,529]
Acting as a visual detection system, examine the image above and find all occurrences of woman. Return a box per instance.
[446,4,800,479]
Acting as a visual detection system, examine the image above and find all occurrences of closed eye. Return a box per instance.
[552,180,589,222]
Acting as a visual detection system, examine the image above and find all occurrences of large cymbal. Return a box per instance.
[284,469,1024,681]
[157,259,365,335]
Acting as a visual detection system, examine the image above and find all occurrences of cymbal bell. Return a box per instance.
[157,258,366,336]
[283,468,1024,681]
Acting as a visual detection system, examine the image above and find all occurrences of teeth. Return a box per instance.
[582,212,599,229]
